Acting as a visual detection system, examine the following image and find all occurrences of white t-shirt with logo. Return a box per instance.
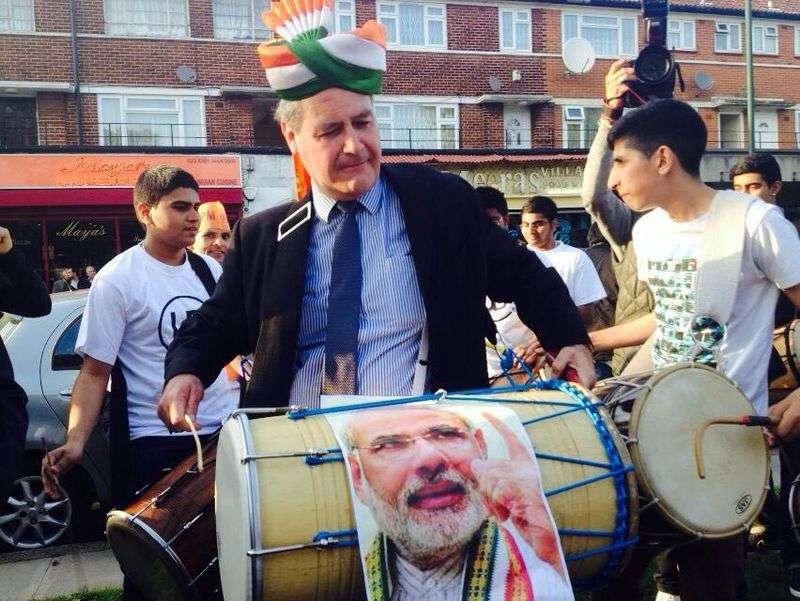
[76,244,239,438]
[633,197,800,415]
[527,241,606,306]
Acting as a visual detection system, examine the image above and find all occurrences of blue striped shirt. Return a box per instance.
[288,174,426,407]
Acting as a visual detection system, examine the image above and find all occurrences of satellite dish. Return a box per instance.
[562,37,596,74]
[176,65,198,83]
[488,76,502,93]
[693,71,714,91]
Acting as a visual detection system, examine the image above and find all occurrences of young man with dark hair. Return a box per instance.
[42,165,239,601]
[520,196,606,326]
[590,96,800,601]
[730,153,783,203]
[475,185,510,228]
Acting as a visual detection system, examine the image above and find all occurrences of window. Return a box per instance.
[562,13,636,58]
[563,105,601,149]
[0,0,34,32]
[796,110,800,148]
[795,26,800,56]
[375,102,458,149]
[213,0,269,40]
[377,2,445,48]
[499,8,531,53]
[98,95,205,146]
[104,0,188,37]
[0,97,37,148]
[718,112,743,149]
[667,19,695,51]
[714,22,741,53]
[752,24,778,55]
[334,0,355,33]
[52,317,83,371]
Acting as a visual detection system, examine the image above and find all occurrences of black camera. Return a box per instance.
[624,0,683,108]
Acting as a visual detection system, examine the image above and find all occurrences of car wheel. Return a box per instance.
[0,475,72,549]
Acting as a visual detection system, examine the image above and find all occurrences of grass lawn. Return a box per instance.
[32,590,121,601]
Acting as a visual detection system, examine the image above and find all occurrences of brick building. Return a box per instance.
[1,0,799,278]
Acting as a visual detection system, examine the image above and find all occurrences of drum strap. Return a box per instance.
[108,360,134,508]
[694,191,755,330]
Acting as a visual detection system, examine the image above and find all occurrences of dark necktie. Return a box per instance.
[322,201,362,394]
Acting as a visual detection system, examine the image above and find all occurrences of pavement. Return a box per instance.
[0,541,122,600]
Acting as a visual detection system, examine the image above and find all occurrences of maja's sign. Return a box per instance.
[54,220,109,242]
[0,154,242,189]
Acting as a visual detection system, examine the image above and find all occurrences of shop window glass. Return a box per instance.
[46,219,116,286]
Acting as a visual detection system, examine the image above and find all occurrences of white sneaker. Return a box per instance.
[655,593,681,601]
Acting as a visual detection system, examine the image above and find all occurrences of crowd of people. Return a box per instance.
[0,5,799,601]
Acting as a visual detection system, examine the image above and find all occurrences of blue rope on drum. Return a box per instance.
[289,379,637,590]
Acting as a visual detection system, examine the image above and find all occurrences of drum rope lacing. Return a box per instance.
[265,379,638,589]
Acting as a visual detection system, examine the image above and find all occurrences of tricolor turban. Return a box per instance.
[258,0,387,101]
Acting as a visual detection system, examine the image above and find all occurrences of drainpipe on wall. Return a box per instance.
[69,0,83,146]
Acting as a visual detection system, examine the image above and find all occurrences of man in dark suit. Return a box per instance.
[157,6,594,428]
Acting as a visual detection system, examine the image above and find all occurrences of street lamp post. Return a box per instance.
[745,0,755,153]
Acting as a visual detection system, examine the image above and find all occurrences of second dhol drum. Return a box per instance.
[771,319,800,391]
[215,386,638,601]
[598,363,769,540]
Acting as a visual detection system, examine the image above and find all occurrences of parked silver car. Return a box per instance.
[0,290,109,550]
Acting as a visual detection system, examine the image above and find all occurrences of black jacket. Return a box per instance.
[165,164,588,407]
[0,248,51,499]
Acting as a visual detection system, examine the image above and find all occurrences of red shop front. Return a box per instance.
[0,153,242,286]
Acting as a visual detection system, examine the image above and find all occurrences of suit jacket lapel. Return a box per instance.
[383,165,434,306]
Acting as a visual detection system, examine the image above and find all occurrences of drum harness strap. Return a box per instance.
[231,381,638,589]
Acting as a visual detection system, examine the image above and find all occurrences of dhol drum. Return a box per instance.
[106,441,220,601]
[597,363,769,541]
[215,385,638,601]
[771,319,800,391]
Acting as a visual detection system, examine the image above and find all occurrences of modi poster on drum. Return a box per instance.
[323,400,574,601]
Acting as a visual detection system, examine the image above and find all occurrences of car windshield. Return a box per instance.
[0,312,22,343]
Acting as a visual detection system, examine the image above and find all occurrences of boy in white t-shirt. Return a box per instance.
[589,97,800,601]
[41,166,239,597]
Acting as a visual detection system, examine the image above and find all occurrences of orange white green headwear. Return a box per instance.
[197,201,231,232]
[258,0,387,101]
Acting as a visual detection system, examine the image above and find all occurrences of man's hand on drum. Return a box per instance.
[512,336,546,371]
[157,374,205,432]
[471,412,566,580]
[41,439,84,499]
[551,344,597,389]
[768,388,800,441]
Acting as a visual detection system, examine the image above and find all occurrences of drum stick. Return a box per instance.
[544,351,580,383]
[693,414,778,479]
[184,414,204,472]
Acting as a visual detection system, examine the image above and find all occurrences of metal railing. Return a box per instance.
[10,123,800,152]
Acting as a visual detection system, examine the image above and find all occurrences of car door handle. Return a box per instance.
[59,389,73,397]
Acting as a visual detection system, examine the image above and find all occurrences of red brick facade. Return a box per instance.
[1,0,799,151]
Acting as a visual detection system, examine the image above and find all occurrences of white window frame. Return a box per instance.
[374,101,459,150]
[561,11,637,59]
[718,111,744,150]
[752,23,779,55]
[795,26,800,56]
[333,0,355,34]
[667,18,695,51]
[562,105,601,149]
[0,0,34,33]
[97,94,207,147]
[103,0,189,38]
[714,21,742,53]
[212,0,270,41]
[796,110,800,148]
[376,2,446,50]
[499,7,531,53]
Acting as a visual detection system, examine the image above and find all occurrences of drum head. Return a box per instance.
[628,364,768,538]
[106,512,194,601]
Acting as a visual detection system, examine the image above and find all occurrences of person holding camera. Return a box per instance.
[586,60,800,600]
